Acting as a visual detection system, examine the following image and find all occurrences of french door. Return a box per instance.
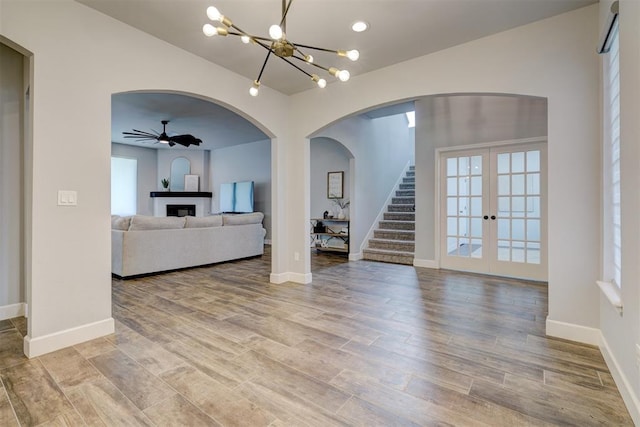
[439,143,547,281]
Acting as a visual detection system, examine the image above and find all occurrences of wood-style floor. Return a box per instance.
[0,249,633,426]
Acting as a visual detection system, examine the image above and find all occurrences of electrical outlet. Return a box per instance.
[294,252,300,261]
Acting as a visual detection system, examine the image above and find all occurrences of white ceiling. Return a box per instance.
[90,0,594,150]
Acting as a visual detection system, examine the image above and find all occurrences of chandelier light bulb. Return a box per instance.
[241,35,251,44]
[338,70,350,82]
[346,50,360,61]
[203,24,217,37]
[249,80,260,97]
[269,24,283,40]
[305,54,314,63]
[206,6,222,22]
[317,78,327,88]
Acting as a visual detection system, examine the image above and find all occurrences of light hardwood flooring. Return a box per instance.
[0,248,633,426]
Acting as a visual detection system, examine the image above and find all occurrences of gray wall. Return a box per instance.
[314,113,415,254]
[211,139,271,240]
[310,138,352,219]
[111,143,157,216]
[414,94,548,262]
[0,43,24,308]
[157,148,210,192]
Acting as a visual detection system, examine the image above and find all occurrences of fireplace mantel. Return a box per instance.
[150,191,212,198]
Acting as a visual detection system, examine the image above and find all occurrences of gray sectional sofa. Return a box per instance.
[111,213,265,278]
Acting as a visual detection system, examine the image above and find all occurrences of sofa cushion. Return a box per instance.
[223,212,264,226]
[185,215,223,228]
[111,215,131,230]
[129,215,186,231]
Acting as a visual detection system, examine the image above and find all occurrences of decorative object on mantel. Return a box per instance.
[202,0,359,96]
[184,174,200,192]
[161,178,170,191]
[123,120,202,147]
[327,171,344,199]
[332,198,350,220]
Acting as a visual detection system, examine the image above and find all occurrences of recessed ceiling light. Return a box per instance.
[351,21,369,33]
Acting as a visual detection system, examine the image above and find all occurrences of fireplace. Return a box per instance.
[166,204,196,217]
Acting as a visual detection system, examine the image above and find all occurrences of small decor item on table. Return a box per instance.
[161,178,170,191]
[332,198,350,219]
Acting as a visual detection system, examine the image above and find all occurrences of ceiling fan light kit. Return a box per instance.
[202,0,360,96]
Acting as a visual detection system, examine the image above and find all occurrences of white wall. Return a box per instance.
[211,139,271,240]
[0,42,24,314]
[414,94,548,262]
[289,6,600,332]
[0,0,289,357]
[598,0,640,423]
[111,143,157,216]
[310,138,352,219]
[313,114,415,256]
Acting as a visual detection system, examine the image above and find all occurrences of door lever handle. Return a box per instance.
[483,215,489,220]
[491,215,496,220]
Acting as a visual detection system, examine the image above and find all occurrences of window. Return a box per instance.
[111,157,137,216]
[603,24,621,288]
[405,111,415,128]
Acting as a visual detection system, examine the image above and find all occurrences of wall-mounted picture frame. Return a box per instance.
[184,174,199,192]
[327,171,344,199]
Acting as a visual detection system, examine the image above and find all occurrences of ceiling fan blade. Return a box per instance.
[169,134,202,147]
[123,130,159,138]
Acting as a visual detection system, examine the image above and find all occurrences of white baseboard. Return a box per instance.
[599,335,640,425]
[545,317,601,346]
[0,303,26,320]
[24,317,115,358]
[349,252,363,261]
[264,239,272,245]
[269,272,312,284]
[413,258,439,269]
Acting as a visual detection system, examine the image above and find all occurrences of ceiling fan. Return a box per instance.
[122,120,202,147]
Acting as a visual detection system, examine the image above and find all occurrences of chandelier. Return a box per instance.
[202,0,359,96]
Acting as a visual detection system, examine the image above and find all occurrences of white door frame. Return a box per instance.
[434,137,548,280]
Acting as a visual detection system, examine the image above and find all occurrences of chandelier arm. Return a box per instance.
[256,50,273,83]
[226,30,273,43]
[290,42,339,54]
[278,55,314,78]
[290,54,331,73]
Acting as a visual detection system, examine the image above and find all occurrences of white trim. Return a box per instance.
[599,336,640,425]
[596,280,622,313]
[24,317,114,358]
[413,258,439,269]
[545,317,600,346]
[0,303,26,320]
[269,272,312,284]
[349,252,363,261]
[435,136,547,155]
[264,239,272,245]
[360,160,414,254]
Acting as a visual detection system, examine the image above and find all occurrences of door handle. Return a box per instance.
[483,215,489,220]
[490,215,496,220]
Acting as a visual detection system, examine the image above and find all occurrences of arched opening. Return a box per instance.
[304,93,547,280]
[110,90,275,276]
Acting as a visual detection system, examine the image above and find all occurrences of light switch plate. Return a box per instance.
[58,190,78,206]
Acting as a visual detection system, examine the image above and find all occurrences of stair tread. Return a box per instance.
[364,248,415,257]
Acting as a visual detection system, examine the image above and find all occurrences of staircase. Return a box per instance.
[362,166,415,265]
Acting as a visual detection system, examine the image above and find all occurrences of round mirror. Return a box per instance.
[170,157,190,191]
